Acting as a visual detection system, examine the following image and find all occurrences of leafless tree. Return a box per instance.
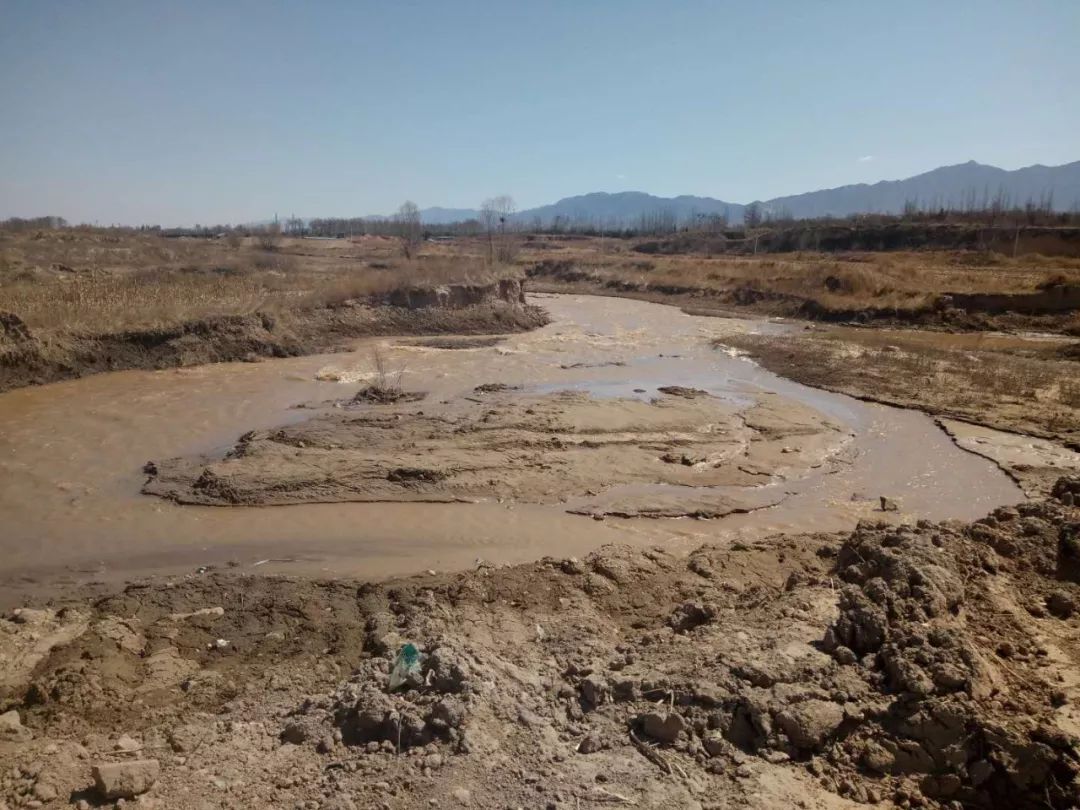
[394,201,423,258]
[255,220,282,251]
[743,202,763,229]
[481,195,518,263]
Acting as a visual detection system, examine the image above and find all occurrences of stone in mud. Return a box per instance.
[91,759,160,799]
[774,700,845,751]
[560,557,584,575]
[667,601,716,633]
[1047,590,1075,618]
[281,720,314,744]
[577,732,604,754]
[0,710,32,742]
[636,711,686,744]
[657,386,709,399]
[580,674,608,709]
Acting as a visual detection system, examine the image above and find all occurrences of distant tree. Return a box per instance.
[743,202,762,229]
[394,201,423,258]
[481,195,517,263]
[255,220,281,251]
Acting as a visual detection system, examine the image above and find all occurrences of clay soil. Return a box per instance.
[3,482,1080,809]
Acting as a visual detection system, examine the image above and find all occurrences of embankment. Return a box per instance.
[0,279,546,393]
[527,260,1080,332]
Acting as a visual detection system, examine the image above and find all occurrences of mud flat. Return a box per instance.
[144,388,850,518]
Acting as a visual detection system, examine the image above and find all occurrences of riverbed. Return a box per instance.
[0,294,1023,606]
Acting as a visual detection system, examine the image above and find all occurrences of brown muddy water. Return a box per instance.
[0,294,1023,606]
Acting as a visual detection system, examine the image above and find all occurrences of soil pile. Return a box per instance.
[1,479,1078,808]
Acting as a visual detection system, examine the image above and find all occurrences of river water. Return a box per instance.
[0,294,1022,605]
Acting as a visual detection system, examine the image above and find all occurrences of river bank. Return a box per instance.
[2,480,1078,809]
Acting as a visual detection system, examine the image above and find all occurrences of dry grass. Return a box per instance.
[720,328,1080,443]
[518,236,1080,311]
[0,231,515,334]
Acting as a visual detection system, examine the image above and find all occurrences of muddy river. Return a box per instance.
[0,294,1023,605]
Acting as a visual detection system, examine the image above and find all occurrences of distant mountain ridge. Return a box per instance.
[401,160,1080,226]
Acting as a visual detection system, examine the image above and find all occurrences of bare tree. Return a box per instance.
[481,195,518,263]
[394,201,423,258]
[743,202,762,229]
[255,220,282,251]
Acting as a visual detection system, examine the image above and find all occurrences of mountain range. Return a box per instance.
[403,160,1080,226]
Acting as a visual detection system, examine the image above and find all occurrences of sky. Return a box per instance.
[1,0,1078,226]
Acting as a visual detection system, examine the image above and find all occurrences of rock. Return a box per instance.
[969,758,994,786]
[580,674,608,708]
[775,700,845,751]
[858,740,896,774]
[561,558,584,575]
[91,760,160,800]
[668,601,715,633]
[1047,590,1075,618]
[322,798,357,810]
[451,787,472,805]
[636,711,686,744]
[424,753,443,769]
[880,496,900,512]
[0,710,32,742]
[281,721,312,744]
[703,732,730,758]
[115,734,141,752]
[577,733,604,754]
[31,782,58,801]
[833,646,857,665]
[11,607,52,624]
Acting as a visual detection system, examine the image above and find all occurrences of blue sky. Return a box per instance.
[1,0,1077,225]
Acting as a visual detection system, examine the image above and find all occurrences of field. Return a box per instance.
[520,235,1080,332]
[0,229,543,391]
[0,230,514,333]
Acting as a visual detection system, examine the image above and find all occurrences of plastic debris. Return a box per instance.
[388,642,422,692]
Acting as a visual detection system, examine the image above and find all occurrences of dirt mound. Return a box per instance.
[2,484,1078,808]
[820,500,1080,807]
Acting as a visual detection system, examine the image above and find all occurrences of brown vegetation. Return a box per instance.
[521,235,1080,331]
[719,326,1080,452]
[0,229,520,334]
[0,229,545,392]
